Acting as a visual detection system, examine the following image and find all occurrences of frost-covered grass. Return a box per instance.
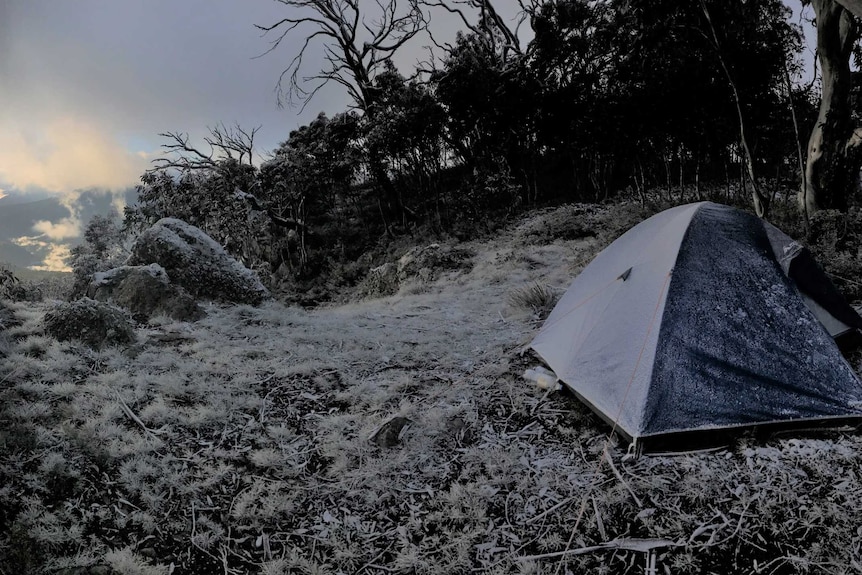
[2,202,862,574]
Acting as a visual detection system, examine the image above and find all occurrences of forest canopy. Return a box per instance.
[111,0,862,303]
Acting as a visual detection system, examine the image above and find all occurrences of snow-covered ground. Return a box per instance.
[2,203,861,574]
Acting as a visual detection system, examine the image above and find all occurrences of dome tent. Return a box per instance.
[531,202,862,452]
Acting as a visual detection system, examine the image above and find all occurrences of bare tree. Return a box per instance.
[150,123,259,174]
[258,1,430,234]
[420,0,527,62]
[256,0,426,113]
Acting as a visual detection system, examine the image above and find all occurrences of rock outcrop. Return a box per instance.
[127,218,269,305]
[395,243,473,284]
[356,244,474,299]
[87,263,205,322]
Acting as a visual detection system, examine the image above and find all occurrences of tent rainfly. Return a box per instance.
[531,202,862,451]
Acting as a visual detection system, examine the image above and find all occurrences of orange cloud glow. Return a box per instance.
[0,116,149,195]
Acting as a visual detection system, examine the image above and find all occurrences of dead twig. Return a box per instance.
[524,496,576,524]
[604,447,643,508]
[115,391,165,441]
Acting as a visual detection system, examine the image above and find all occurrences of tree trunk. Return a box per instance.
[804,0,860,213]
[724,159,731,201]
[663,153,672,201]
[701,0,768,217]
[695,155,701,201]
[368,149,401,235]
[784,59,810,230]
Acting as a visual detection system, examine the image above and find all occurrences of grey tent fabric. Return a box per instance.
[531,202,862,450]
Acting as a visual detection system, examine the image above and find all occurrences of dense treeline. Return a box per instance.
[113,0,830,301]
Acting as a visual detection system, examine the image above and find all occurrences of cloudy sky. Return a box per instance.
[0,0,472,269]
[0,0,812,271]
[0,0,353,199]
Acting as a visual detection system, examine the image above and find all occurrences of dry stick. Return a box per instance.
[703,499,755,548]
[525,496,577,524]
[115,391,163,440]
[220,545,229,575]
[827,272,862,289]
[521,538,681,562]
[592,497,607,541]
[605,449,643,508]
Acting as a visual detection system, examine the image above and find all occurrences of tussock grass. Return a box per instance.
[2,203,862,574]
[509,283,560,320]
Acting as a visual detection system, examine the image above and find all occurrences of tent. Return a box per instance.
[530,202,862,451]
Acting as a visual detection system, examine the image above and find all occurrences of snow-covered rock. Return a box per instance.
[43,298,136,349]
[127,218,270,305]
[87,263,205,322]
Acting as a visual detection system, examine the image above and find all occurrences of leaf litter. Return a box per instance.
[1,202,862,574]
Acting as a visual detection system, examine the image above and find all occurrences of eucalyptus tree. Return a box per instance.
[258,112,363,272]
[802,0,862,214]
[258,0,427,232]
[364,64,448,226]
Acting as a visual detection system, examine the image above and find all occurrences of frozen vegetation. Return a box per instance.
[2,203,862,574]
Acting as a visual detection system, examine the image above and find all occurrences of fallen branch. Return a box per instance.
[524,496,576,524]
[519,537,682,562]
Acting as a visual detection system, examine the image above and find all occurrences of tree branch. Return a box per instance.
[258,0,426,111]
[149,125,260,174]
[834,0,862,18]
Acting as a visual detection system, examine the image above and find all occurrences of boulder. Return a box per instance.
[43,298,136,349]
[127,218,269,305]
[87,264,205,322]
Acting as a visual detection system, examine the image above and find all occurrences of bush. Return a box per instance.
[69,212,130,299]
[22,274,74,301]
[0,268,73,303]
[0,266,26,301]
[805,208,862,301]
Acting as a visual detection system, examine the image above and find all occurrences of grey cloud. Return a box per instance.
[2,0,357,153]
